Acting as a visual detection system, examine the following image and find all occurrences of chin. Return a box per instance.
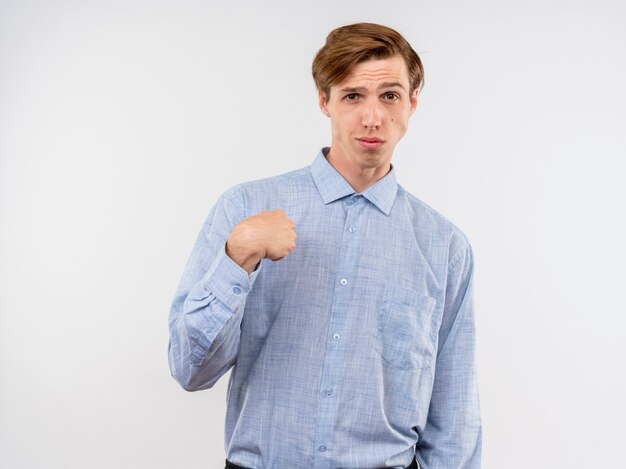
[356,155,389,171]
[357,148,389,161]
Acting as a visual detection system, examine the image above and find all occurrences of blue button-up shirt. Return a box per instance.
[168,149,481,469]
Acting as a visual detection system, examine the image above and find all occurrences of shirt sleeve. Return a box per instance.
[168,190,260,391]
[416,241,482,468]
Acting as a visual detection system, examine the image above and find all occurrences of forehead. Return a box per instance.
[337,55,410,89]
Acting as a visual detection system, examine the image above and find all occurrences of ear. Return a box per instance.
[318,89,330,117]
[409,88,419,116]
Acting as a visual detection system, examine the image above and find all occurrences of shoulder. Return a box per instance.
[218,164,315,211]
[396,184,471,262]
[228,165,311,194]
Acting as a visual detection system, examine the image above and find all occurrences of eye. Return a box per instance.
[383,92,399,101]
[344,93,359,101]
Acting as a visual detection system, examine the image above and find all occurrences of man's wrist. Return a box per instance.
[225,241,263,274]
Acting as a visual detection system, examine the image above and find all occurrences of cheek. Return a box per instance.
[392,112,410,132]
[334,113,359,131]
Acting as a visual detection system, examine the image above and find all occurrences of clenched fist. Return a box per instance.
[226,210,296,274]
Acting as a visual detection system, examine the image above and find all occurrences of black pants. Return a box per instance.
[225,457,420,469]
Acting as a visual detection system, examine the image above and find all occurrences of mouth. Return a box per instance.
[356,137,385,150]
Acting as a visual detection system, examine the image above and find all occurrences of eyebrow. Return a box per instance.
[379,82,406,90]
[339,82,406,93]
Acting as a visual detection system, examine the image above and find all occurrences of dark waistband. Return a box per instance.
[225,457,419,469]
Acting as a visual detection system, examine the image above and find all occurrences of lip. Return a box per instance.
[356,137,385,150]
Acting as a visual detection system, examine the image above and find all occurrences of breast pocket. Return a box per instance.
[375,286,438,370]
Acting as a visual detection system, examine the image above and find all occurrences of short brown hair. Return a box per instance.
[312,23,424,99]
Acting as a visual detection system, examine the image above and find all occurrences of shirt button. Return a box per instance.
[340,278,348,286]
[333,333,340,341]
[348,225,356,233]
[232,285,242,294]
[325,388,333,396]
[318,445,327,452]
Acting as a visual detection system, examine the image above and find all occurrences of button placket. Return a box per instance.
[314,199,364,466]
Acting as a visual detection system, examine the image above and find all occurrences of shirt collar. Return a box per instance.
[311,148,398,215]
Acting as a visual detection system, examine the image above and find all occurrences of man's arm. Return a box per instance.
[416,241,482,468]
[167,191,295,391]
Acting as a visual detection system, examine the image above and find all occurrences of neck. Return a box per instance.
[326,149,391,193]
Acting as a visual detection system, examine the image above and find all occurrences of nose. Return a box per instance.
[361,101,382,130]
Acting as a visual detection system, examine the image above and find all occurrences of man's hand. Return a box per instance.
[226,210,296,274]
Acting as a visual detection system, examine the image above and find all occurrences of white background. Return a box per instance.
[1,1,625,468]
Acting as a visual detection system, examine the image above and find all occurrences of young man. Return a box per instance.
[169,23,481,469]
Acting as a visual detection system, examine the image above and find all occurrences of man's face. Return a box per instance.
[319,55,418,174]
